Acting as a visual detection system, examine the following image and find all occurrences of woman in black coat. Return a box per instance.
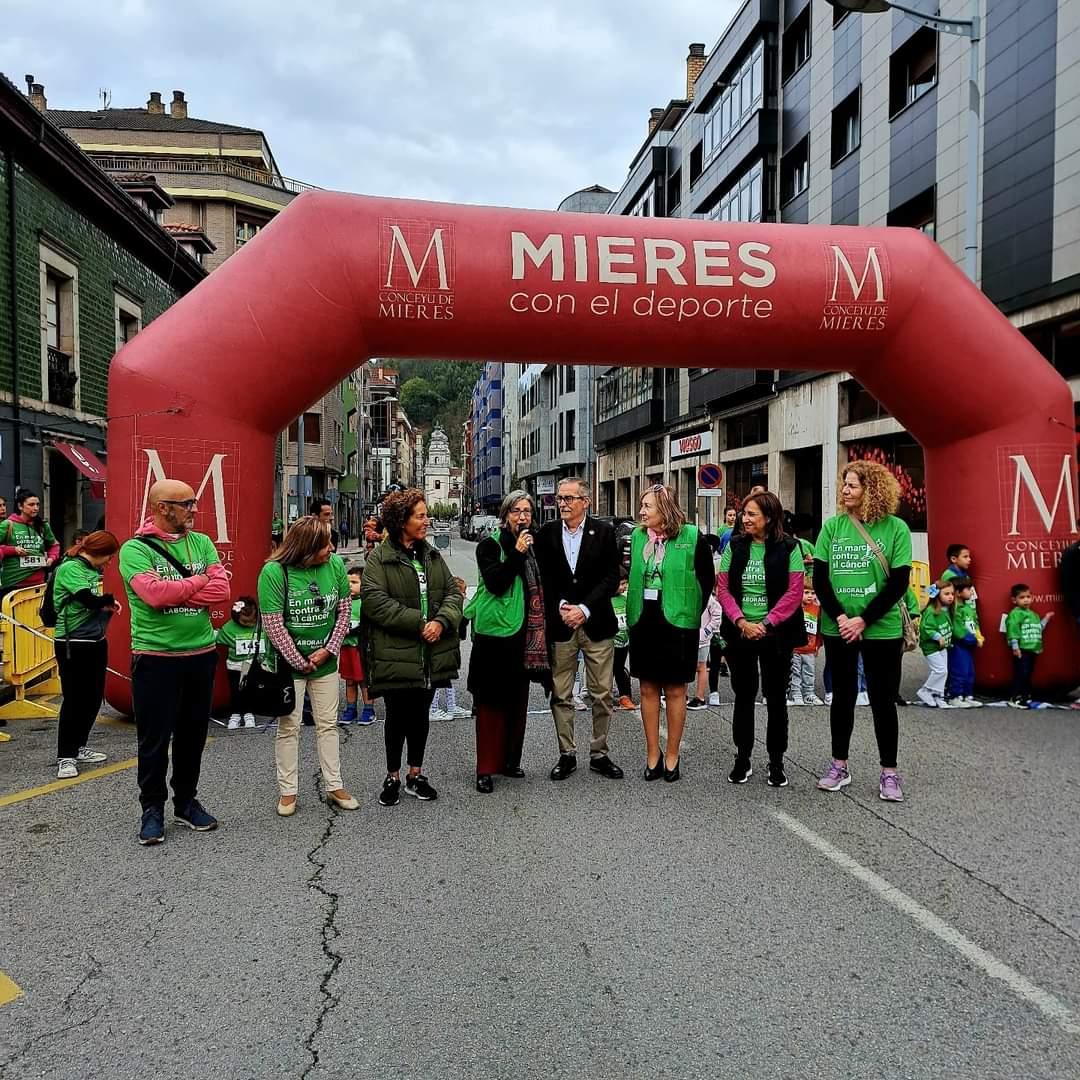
[716,491,806,788]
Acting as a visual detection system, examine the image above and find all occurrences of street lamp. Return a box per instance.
[827,0,981,282]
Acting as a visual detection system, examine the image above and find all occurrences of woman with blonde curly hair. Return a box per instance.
[813,460,913,802]
[627,484,715,782]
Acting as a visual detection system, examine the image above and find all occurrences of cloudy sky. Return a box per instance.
[2,0,742,210]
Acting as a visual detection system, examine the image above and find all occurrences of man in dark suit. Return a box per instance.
[535,477,623,781]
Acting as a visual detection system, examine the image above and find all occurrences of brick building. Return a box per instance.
[0,74,205,543]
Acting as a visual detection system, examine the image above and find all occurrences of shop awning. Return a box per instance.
[50,441,107,499]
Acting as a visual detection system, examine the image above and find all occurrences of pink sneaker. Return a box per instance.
[879,772,904,802]
[817,760,851,791]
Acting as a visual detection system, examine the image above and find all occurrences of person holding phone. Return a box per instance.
[465,490,551,793]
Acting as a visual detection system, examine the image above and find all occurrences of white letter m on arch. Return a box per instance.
[140,449,231,544]
[1009,454,1078,536]
[384,225,449,290]
[829,246,885,303]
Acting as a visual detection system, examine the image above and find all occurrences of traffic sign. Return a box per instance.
[698,463,723,489]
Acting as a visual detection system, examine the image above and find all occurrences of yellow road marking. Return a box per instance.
[0,758,138,809]
[0,971,23,1006]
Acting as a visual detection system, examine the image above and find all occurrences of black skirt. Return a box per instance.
[628,600,699,685]
[467,628,530,705]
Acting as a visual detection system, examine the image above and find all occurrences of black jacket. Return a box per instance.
[535,515,619,643]
[721,533,807,650]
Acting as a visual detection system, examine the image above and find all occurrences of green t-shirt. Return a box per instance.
[258,556,349,677]
[119,532,220,653]
[718,541,803,623]
[919,605,952,655]
[814,514,913,640]
[612,592,629,648]
[952,599,980,643]
[410,557,429,620]
[53,555,111,640]
[343,596,362,647]
[1005,607,1043,653]
[1,517,58,588]
[272,517,284,533]
[215,620,270,669]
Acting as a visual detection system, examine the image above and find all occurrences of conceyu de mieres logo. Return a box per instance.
[821,243,890,331]
[379,219,455,321]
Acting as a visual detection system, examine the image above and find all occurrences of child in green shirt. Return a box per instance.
[215,597,266,729]
[1005,583,1055,707]
[338,566,374,725]
[916,580,955,708]
[612,573,634,709]
[946,576,983,707]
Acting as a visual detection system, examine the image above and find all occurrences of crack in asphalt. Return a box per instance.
[300,727,350,1080]
[0,953,104,1073]
[142,894,176,949]
[786,754,1080,946]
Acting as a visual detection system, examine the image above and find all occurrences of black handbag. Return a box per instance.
[238,568,297,717]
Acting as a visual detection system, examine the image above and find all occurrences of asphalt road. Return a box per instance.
[0,533,1078,1079]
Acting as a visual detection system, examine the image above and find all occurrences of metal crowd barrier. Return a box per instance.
[910,560,931,611]
[0,585,60,728]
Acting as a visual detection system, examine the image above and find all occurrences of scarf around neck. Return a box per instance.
[643,527,667,569]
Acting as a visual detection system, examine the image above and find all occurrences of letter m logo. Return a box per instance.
[381,219,455,291]
[999,448,1079,537]
[138,442,239,545]
[826,244,888,303]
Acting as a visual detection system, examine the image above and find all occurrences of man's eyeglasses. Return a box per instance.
[161,498,198,510]
[555,495,586,504]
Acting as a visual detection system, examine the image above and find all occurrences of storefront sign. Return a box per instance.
[670,430,712,460]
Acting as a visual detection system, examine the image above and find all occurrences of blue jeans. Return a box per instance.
[946,643,976,698]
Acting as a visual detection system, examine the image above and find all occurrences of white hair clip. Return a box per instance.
[232,600,246,613]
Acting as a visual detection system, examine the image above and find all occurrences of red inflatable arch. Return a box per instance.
[105,192,1078,708]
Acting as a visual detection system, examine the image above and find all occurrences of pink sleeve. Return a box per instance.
[46,540,60,563]
[187,562,231,606]
[129,570,209,610]
[715,571,745,624]
[0,545,19,559]
[324,598,351,657]
[764,572,805,627]
[262,612,308,670]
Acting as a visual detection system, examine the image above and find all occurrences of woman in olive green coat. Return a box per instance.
[361,489,462,806]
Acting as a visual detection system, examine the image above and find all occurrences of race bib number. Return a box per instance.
[644,588,659,601]
[616,613,627,631]
[235,638,260,657]
[804,612,818,635]
[19,555,46,569]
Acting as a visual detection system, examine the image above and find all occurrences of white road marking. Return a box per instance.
[771,808,1080,1035]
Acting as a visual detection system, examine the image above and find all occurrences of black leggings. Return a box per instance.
[823,636,903,768]
[727,637,792,763]
[56,639,108,759]
[708,639,726,693]
[383,688,435,772]
[613,646,631,698]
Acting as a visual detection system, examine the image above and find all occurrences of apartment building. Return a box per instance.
[470,363,505,512]
[595,0,1080,558]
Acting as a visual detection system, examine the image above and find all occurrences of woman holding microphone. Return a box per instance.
[465,490,551,792]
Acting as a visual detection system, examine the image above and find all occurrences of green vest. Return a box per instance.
[462,529,525,637]
[626,524,701,631]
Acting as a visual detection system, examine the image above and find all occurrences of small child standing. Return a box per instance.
[431,576,471,721]
[216,597,264,729]
[339,566,375,725]
[916,580,955,708]
[1005,583,1055,707]
[612,573,635,710]
[946,576,983,708]
[687,593,723,709]
[788,586,823,705]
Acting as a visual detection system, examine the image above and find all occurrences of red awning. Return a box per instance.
[50,441,107,499]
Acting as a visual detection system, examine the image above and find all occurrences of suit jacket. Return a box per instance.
[535,515,619,643]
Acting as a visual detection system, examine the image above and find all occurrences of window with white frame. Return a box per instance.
[703,40,765,164]
[115,293,143,351]
[39,243,80,410]
[708,160,766,223]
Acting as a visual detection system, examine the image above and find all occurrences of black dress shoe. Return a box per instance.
[501,766,525,778]
[643,757,664,781]
[476,775,494,793]
[550,754,577,781]
[589,756,624,779]
[663,759,681,783]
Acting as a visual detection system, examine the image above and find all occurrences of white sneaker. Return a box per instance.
[572,696,589,711]
[806,694,825,706]
[937,696,958,709]
[57,758,78,779]
[243,713,257,728]
[75,746,107,763]
[429,709,450,722]
[451,705,471,719]
[787,695,805,707]
[964,696,983,708]
[916,688,938,708]
[856,691,870,707]
[708,691,720,707]
[824,692,833,705]
[227,714,242,730]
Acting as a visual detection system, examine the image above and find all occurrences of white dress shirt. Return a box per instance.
[560,519,590,620]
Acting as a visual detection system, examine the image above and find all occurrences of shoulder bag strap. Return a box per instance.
[135,536,193,578]
[847,514,891,576]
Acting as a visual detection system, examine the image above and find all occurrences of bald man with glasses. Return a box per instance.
[535,478,623,781]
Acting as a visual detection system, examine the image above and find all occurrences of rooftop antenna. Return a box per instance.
[98,87,111,109]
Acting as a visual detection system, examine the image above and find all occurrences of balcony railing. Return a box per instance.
[93,155,319,195]
[47,346,77,408]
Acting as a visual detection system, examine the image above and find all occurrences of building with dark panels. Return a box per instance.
[597,1,1080,559]
[0,73,205,543]
[469,363,504,512]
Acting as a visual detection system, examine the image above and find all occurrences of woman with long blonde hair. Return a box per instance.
[813,460,913,803]
[258,516,357,815]
[626,484,715,782]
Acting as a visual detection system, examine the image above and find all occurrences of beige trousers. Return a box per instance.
[275,672,343,796]
[551,629,613,757]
